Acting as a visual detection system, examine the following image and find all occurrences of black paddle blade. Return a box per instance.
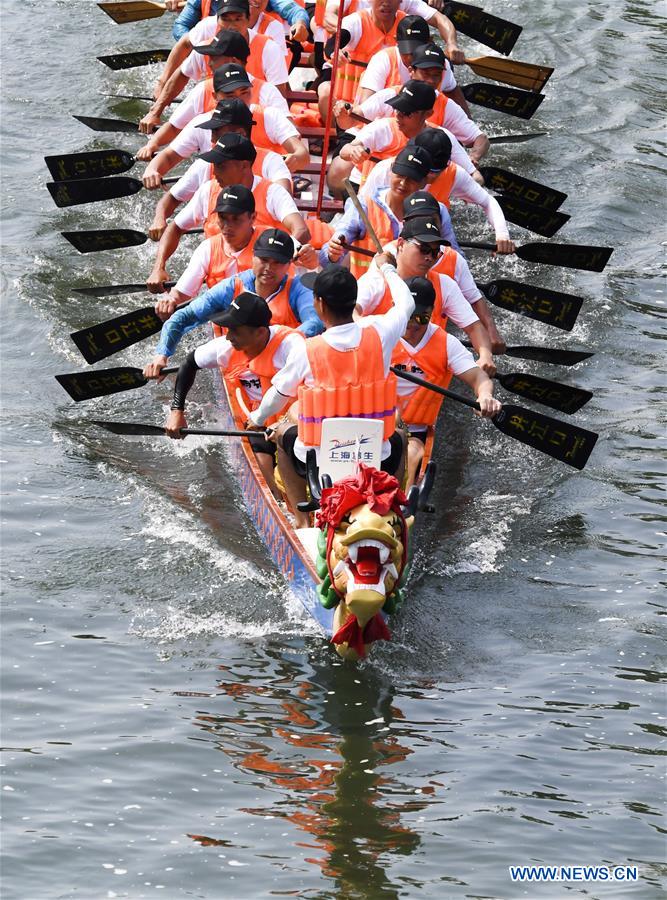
[478,279,583,331]
[492,405,598,470]
[502,346,594,367]
[71,305,162,364]
[45,149,136,181]
[73,114,139,134]
[47,176,143,208]
[93,419,167,435]
[516,243,614,272]
[73,283,152,297]
[56,368,148,401]
[496,195,570,238]
[495,372,593,415]
[97,49,171,70]
[480,166,566,211]
[462,83,544,120]
[62,229,148,253]
[488,132,547,145]
[444,3,522,55]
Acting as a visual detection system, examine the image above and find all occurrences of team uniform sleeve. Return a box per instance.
[355,266,385,315]
[261,151,292,184]
[400,0,436,20]
[258,81,290,114]
[170,114,210,160]
[437,202,460,252]
[440,98,483,146]
[261,38,289,86]
[288,280,324,337]
[172,0,201,41]
[319,197,365,266]
[168,82,205,130]
[359,50,392,93]
[442,128,476,174]
[264,108,300,145]
[454,252,482,303]
[266,183,300,223]
[180,49,208,85]
[173,180,210,231]
[440,64,457,93]
[170,159,209,204]
[267,0,310,28]
[359,157,392,200]
[438,273,479,330]
[358,89,395,121]
[173,240,212,299]
[365,265,415,370]
[155,276,237,357]
[194,335,234,370]
[450,168,510,240]
[445,333,477,376]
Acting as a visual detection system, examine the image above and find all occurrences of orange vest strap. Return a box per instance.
[392,327,451,425]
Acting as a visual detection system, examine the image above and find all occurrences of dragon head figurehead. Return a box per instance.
[315,464,413,661]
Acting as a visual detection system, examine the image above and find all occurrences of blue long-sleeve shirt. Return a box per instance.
[319,190,460,267]
[173,0,309,40]
[156,269,323,357]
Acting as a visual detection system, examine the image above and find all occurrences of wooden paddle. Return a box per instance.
[97,49,171,70]
[98,2,185,25]
[460,342,594,367]
[61,227,204,253]
[92,420,253,438]
[56,366,179,402]
[46,175,179,208]
[461,84,544,120]
[443,2,522,56]
[461,241,614,273]
[461,56,553,93]
[343,179,384,252]
[390,367,598,470]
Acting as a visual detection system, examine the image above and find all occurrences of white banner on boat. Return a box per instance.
[319,418,383,481]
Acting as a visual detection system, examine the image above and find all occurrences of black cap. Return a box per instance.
[412,128,452,170]
[193,29,250,60]
[212,63,252,93]
[396,16,430,53]
[403,190,440,220]
[385,80,436,114]
[405,276,436,312]
[312,265,357,310]
[216,0,250,17]
[400,216,445,244]
[212,292,271,329]
[198,98,255,131]
[198,132,257,164]
[411,42,446,70]
[214,184,255,214]
[253,228,294,262]
[391,145,432,181]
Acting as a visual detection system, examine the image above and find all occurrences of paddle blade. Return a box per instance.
[47,176,143,208]
[496,195,570,238]
[98,1,167,24]
[97,49,171,70]
[45,149,136,182]
[502,346,594,367]
[480,166,566,211]
[62,229,148,253]
[56,367,147,401]
[495,372,593,415]
[462,83,544,120]
[478,279,583,331]
[93,420,167,436]
[73,114,138,134]
[73,283,151,297]
[516,243,614,272]
[488,132,547,145]
[492,405,598,470]
[70,305,162,364]
[444,3,522,55]
[466,56,553,93]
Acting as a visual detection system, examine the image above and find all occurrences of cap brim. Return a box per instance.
[412,59,445,70]
[409,232,445,244]
[385,95,415,113]
[217,79,251,92]
[396,40,424,54]
[392,161,428,180]
[198,148,226,163]
[192,43,228,56]
[197,116,255,130]
[215,203,253,214]
[253,249,293,262]
[209,309,237,328]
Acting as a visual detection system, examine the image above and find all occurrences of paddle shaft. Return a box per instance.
[343,180,384,253]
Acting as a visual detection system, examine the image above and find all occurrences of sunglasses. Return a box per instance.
[409,311,432,325]
[408,238,441,258]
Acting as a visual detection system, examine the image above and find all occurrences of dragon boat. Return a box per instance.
[213,364,437,661]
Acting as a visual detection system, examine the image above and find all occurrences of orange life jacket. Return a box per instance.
[226,325,297,426]
[426,271,449,330]
[250,104,286,154]
[232,274,300,329]
[348,195,395,279]
[426,92,450,129]
[391,325,451,426]
[201,0,212,16]
[427,161,457,209]
[304,216,334,250]
[430,245,457,279]
[204,177,276,237]
[255,10,294,66]
[359,117,407,185]
[205,226,268,287]
[335,10,406,104]
[204,29,273,80]
[297,327,397,445]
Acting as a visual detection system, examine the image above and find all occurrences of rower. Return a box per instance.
[164,291,304,497]
[355,43,489,166]
[144,228,322,379]
[245,262,413,528]
[147,133,313,292]
[328,81,481,196]
[362,128,515,254]
[355,216,496,375]
[157,185,271,312]
[356,14,470,115]
[392,276,501,489]
[320,146,459,277]
[171,0,310,45]
[143,0,290,134]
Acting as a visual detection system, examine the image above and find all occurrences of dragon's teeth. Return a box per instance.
[332,559,346,577]
[347,544,358,563]
[386,562,398,580]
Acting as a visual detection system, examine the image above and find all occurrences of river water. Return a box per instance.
[1,1,666,897]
